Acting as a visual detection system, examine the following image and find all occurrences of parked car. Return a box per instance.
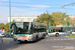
[2,33,10,38]
[5,34,10,38]
[2,33,13,38]
[2,33,7,37]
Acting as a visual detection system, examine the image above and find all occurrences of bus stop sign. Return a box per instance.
[67,22,70,26]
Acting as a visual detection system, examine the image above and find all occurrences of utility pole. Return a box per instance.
[61,3,75,8]
[46,11,51,33]
[49,16,51,27]
[46,11,51,27]
[9,0,11,38]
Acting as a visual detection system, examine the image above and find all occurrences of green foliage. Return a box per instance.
[33,13,53,25]
[33,12,70,26]
[70,17,75,26]
[4,22,12,33]
[51,12,70,26]
[0,23,5,29]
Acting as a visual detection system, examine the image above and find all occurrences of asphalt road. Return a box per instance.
[0,36,75,50]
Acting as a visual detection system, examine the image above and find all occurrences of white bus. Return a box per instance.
[11,22,46,43]
[48,27,75,37]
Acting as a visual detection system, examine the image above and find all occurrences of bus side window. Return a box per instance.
[49,30,53,33]
[74,29,75,32]
[49,30,51,33]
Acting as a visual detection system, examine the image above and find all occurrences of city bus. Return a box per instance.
[11,22,46,42]
[48,27,75,37]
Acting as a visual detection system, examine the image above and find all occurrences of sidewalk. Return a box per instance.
[0,38,14,45]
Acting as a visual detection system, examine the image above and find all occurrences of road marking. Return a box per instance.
[61,39,63,40]
[54,39,56,40]
[65,43,71,45]
[71,38,75,40]
[46,38,75,41]
[68,38,70,40]
[64,39,66,40]
[47,39,49,41]
[71,38,74,39]
[50,39,52,41]
[7,42,9,43]
[57,39,60,40]
[53,47,75,50]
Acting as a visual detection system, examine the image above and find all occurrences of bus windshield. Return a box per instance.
[14,22,30,34]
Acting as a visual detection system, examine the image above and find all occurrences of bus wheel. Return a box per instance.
[20,41,24,43]
[36,36,38,41]
[42,34,46,39]
[14,38,17,41]
[55,33,59,37]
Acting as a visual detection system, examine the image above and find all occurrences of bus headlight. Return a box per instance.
[29,36,33,39]
[14,35,17,38]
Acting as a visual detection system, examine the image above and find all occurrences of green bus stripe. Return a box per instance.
[14,34,32,35]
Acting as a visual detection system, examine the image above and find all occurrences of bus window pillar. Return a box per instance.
[28,22,31,32]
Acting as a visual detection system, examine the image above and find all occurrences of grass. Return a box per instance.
[67,35,75,38]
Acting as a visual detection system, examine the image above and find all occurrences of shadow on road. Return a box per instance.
[0,38,45,50]
[19,38,45,44]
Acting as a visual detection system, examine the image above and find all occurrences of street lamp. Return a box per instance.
[46,11,51,27]
[9,0,11,38]
[46,11,51,33]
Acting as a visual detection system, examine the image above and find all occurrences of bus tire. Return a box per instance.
[14,38,17,41]
[55,33,59,37]
[36,35,38,41]
[42,34,46,39]
[20,41,24,43]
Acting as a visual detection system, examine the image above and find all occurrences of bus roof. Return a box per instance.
[32,22,46,26]
[49,27,75,31]
[13,21,46,26]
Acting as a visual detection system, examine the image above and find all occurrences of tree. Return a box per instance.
[0,23,5,29]
[70,17,75,26]
[33,12,70,26]
[4,22,12,33]
[33,13,53,25]
[51,12,70,26]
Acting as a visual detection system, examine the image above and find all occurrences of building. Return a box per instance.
[8,16,37,22]
[69,15,75,18]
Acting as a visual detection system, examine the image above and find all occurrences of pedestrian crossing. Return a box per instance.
[46,38,75,41]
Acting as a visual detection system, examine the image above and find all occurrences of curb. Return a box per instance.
[0,38,14,45]
[0,41,14,45]
[65,36,75,39]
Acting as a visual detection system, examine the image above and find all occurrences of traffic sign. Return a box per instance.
[0,30,2,33]
[67,22,70,26]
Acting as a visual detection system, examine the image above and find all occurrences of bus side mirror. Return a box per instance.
[30,30,33,33]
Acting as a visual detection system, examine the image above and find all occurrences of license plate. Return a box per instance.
[18,37,22,39]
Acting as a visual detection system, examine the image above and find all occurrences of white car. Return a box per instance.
[0,33,4,37]
[71,30,75,35]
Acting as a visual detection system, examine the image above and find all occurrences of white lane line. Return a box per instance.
[50,39,52,41]
[71,38,74,39]
[68,38,71,40]
[47,39,49,41]
[7,42,9,43]
[54,39,56,40]
[61,39,63,40]
[64,39,67,40]
[71,38,73,39]
[57,39,60,40]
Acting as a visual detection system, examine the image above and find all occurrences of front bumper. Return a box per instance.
[14,35,33,41]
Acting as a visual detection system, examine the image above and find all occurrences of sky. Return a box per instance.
[0,0,75,24]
